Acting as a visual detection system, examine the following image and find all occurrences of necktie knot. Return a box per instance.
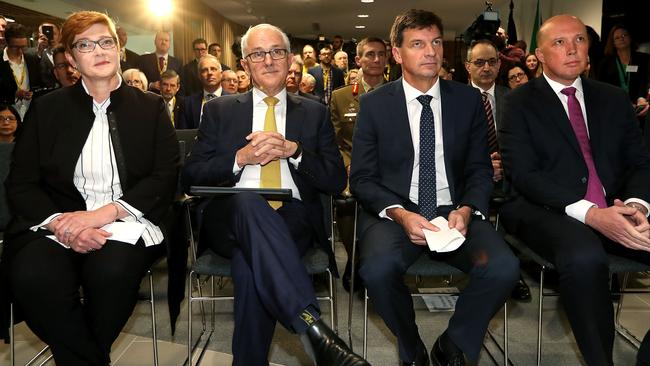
[416,94,433,107]
[206,93,216,101]
[264,96,279,107]
[561,86,577,97]
[481,92,489,102]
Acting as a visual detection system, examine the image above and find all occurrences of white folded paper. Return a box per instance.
[422,216,465,252]
[47,221,147,249]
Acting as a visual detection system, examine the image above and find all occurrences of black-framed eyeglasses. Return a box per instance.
[508,72,526,82]
[469,58,498,67]
[125,79,143,85]
[71,37,117,53]
[0,116,17,122]
[245,48,288,63]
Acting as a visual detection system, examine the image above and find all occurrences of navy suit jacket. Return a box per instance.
[350,78,493,216]
[181,90,232,129]
[308,65,345,101]
[499,76,650,211]
[137,53,183,88]
[182,90,346,264]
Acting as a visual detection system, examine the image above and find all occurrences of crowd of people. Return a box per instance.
[0,6,649,366]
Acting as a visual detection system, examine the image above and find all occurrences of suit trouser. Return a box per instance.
[358,207,519,363]
[201,192,319,366]
[9,237,161,366]
[500,198,650,366]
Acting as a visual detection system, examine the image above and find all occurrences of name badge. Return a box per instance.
[627,65,639,73]
[344,113,357,118]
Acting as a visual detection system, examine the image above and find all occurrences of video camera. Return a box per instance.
[463,1,501,45]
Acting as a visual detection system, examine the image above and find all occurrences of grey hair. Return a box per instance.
[197,54,222,73]
[302,73,316,86]
[240,23,290,57]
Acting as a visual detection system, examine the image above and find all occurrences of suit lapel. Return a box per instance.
[537,77,583,157]
[57,82,95,181]
[581,78,603,162]
[285,93,302,142]
[388,80,415,165]
[235,91,254,138]
[439,80,456,196]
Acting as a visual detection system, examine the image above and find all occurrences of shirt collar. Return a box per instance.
[543,72,583,96]
[203,87,222,98]
[81,74,123,108]
[470,80,495,97]
[155,53,168,59]
[3,50,23,64]
[361,77,383,92]
[252,87,287,106]
[402,77,440,103]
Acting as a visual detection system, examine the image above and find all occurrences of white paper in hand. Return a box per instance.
[101,222,146,244]
[422,216,465,252]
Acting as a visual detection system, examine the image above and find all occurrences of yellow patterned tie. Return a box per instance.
[261,96,282,209]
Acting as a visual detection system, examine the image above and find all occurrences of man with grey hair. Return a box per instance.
[183,23,369,366]
[286,59,321,102]
[181,54,223,129]
[300,73,316,94]
[334,50,349,72]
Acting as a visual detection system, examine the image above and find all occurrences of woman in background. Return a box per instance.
[123,68,148,92]
[524,53,542,78]
[0,104,20,143]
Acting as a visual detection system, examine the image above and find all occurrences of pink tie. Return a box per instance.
[561,86,607,208]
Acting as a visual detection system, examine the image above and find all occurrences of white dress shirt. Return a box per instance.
[3,51,30,119]
[470,81,496,127]
[543,73,650,222]
[232,87,303,200]
[379,78,452,218]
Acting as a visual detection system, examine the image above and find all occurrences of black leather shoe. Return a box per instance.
[342,260,365,293]
[430,333,466,366]
[511,278,532,302]
[305,319,370,366]
[401,339,429,365]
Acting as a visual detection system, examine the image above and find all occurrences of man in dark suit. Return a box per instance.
[350,10,518,366]
[181,38,208,97]
[207,42,231,72]
[116,26,139,72]
[180,55,224,129]
[182,23,368,366]
[0,23,43,114]
[137,31,182,93]
[308,46,345,104]
[498,15,650,366]
[34,22,60,89]
[160,69,185,128]
[286,59,321,103]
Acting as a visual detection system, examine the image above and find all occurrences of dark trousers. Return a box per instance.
[500,198,650,366]
[201,192,319,366]
[358,208,519,363]
[9,237,161,366]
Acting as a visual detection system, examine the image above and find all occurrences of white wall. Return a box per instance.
[497,0,603,52]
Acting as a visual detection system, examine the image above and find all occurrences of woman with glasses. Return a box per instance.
[2,11,179,365]
[500,62,531,89]
[0,104,20,143]
[122,68,148,92]
[598,24,649,118]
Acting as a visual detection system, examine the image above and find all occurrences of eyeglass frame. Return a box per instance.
[508,72,527,82]
[0,115,17,122]
[468,58,499,67]
[70,37,118,53]
[245,48,288,63]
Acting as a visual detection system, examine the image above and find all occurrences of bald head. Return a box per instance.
[535,14,588,85]
[536,14,586,48]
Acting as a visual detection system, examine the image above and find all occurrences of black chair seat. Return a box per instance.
[406,254,464,277]
[192,247,330,278]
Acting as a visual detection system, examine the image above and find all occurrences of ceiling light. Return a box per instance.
[148,0,173,17]
[355,25,366,29]
[361,0,374,3]
[357,14,369,18]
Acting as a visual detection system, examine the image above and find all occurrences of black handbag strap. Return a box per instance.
[107,110,128,187]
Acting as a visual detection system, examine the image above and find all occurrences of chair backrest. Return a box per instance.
[0,143,14,232]
[175,129,198,164]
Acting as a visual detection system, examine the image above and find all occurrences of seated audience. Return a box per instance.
[299,72,316,94]
[499,14,650,366]
[182,22,368,366]
[123,68,148,91]
[51,45,80,87]
[0,104,19,143]
[346,68,359,84]
[334,50,349,72]
[500,62,531,89]
[286,59,321,102]
[160,69,185,128]
[3,11,178,365]
[236,69,250,93]
[351,9,518,365]
[220,69,238,94]
[308,45,345,104]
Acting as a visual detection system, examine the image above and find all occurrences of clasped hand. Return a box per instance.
[47,210,111,253]
[585,199,650,251]
[236,131,298,167]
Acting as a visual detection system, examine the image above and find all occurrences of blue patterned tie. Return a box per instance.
[417,95,437,220]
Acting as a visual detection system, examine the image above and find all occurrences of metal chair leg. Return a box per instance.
[10,302,14,366]
[363,289,368,359]
[504,301,509,366]
[348,201,359,349]
[148,270,159,366]
[537,268,545,366]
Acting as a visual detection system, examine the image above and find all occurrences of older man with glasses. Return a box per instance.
[182,23,369,366]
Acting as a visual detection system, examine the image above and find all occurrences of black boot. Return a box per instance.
[304,319,371,365]
[402,339,429,365]
[430,332,466,366]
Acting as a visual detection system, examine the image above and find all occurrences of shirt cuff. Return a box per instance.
[289,154,302,168]
[29,213,62,231]
[232,154,243,174]
[565,199,596,224]
[379,204,404,220]
[624,198,650,217]
[115,200,143,220]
